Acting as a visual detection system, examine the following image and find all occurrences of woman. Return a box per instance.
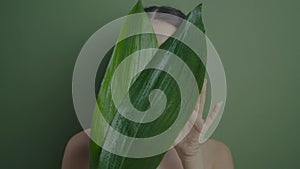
[62,6,234,169]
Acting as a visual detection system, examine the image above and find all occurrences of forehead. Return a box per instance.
[150,19,177,37]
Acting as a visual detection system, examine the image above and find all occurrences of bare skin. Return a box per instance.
[62,19,234,169]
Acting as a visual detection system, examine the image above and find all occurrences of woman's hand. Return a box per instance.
[174,79,223,169]
[62,79,233,169]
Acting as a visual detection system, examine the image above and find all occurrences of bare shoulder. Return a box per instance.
[62,130,90,169]
[65,130,90,151]
[203,139,232,155]
[201,139,234,169]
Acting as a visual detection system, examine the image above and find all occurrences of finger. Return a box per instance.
[206,101,223,123]
[201,101,223,134]
[199,101,223,143]
[193,79,207,130]
[198,79,207,116]
[194,79,206,113]
[194,96,201,112]
[179,80,209,143]
[174,117,194,145]
[191,109,204,133]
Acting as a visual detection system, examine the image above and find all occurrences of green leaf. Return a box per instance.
[90,1,207,169]
[90,0,158,168]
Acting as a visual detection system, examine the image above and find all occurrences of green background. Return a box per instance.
[1,0,299,168]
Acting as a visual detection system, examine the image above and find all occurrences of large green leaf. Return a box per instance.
[90,1,206,169]
[90,1,158,168]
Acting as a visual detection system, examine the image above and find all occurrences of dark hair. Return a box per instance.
[144,6,186,28]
